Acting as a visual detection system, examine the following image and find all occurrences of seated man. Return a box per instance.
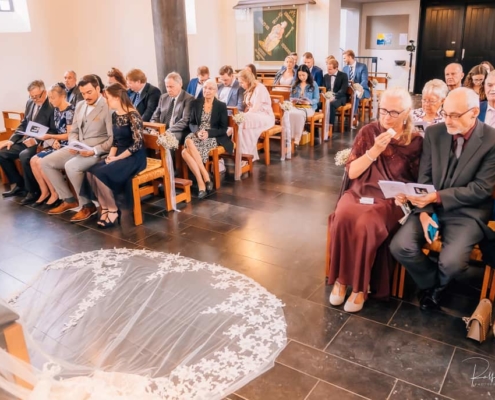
[323,57,349,126]
[186,66,209,99]
[41,75,113,222]
[302,52,324,86]
[0,80,56,200]
[390,87,495,311]
[445,63,464,92]
[151,72,194,144]
[64,70,83,106]
[289,51,298,68]
[217,65,244,111]
[126,68,161,122]
[342,49,370,126]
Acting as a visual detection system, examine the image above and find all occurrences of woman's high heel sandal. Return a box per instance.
[329,281,347,306]
[97,210,120,229]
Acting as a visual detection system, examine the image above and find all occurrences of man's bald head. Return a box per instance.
[442,87,479,135]
[445,63,464,90]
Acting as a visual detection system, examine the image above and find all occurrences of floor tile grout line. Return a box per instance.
[302,380,319,400]
[439,347,457,395]
[276,360,372,400]
[304,281,325,301]
[394,378,456,400]
[386,300,403,326]
[323,314,350,351]
[385,379,398,400]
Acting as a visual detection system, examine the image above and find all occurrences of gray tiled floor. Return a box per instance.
[0,129,490,399]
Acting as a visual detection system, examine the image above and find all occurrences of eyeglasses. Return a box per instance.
[378,108,404,118]
[29,90,45,100]
[472,78,485,83]
[421,98,440,105]
[439,107,474,120]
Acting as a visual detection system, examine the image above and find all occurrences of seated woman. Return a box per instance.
[273,56,296,88]
[412,79,448,124]
[85,83,146,228]
[107,67,127,88]
[463,65,487,100]
[237,69,275,161]
[283,65,320,145]
[183,79,231,199]
[30,83,75,207]
[327,87,423,313]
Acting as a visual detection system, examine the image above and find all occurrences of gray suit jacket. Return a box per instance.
[217,79,245,111]
[68,96,113,155]
[150,90,194,135]
[417,122,495,240]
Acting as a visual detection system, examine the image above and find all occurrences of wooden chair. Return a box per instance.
[133,124,192,225]
[267,85,291,101]
[309,92,328,146]
[0,300,32,390]
[268,95,295,160]
[0,111,25,188]
[220,107,253,180]
[358,81,373,123]
[335,87,354,133]
[392,220,495,302]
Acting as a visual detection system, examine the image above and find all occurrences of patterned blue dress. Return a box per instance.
[36,105,75,158]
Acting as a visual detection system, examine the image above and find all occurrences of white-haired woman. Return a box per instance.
[412,79,448,124]
[326,87,423,313]
[237,69,275,160]
[183,79,232,199]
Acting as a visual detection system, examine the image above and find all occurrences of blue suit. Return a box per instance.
[479,101,488,122]
[186,78,204,99]
[217,79,245,111]
[310,65,324,87]
[343,62,370,113]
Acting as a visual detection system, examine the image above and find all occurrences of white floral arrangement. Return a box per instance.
[371,79,379,88]
[386,74,392,80]
[353,83,364,99]
[324,91,335,102]
[156,133,179,150]
[334,148,352,166]
[280,101,293,111]
[233,112,245,125]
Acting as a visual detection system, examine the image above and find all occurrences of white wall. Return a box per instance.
[359,0,420,90]
[0,0,157,131]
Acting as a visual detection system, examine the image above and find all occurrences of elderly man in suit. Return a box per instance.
[186,66,209,99]
[42,75,113,222]
[444,63,464,92]
[151,72,194,145]
[478,70,495,128]
[342,49,370,126]
[0,80,56,200]
[126,69,161,122]
[391,87,495,311]
[64,70,83,106]
[302,52,324,87]
[323,57,349,126]
[217,65,244,111]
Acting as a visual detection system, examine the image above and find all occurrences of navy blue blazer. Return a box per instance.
[479,101,488,122]
[127,83,161,122]
[186,78,204,99]
[217,79,245,111]
[343,62,370,99]
[310,65,324,87]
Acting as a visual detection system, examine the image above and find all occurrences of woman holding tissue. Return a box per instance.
[30,83,74,207]
[326,87,423,312]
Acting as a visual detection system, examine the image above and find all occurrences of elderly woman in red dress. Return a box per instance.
[327,87,423,313]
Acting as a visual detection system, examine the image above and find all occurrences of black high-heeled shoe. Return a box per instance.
[198,190,207,199]
[205,180,213,193]
[97,210,120,229]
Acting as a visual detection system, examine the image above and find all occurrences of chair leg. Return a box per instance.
[132,181,143,226]
[264,135,270,165]
[481,265,491,300]
[398,265,406,299]
[488,267,495,302]
[309,119,315,147]
[212,149,221,189]
[391,263,399,297]
[163,176,173,212]
[4,323,33,390]
[340,113,345,133]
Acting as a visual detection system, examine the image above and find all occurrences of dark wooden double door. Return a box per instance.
[415,1,495,93]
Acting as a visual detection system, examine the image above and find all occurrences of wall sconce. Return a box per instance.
[445,50,455,58]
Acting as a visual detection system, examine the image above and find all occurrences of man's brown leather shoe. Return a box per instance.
[48,201,79,215]
[70,204,97,222]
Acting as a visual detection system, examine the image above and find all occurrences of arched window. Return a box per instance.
[185,0,197,35]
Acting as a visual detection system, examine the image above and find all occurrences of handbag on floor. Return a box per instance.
[462,298,492,343]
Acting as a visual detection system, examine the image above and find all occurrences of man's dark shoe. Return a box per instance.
[419,285,446,311]
[20,192,39,205]
[2,185,26,198]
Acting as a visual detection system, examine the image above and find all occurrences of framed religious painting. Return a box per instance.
[253,8,297,63]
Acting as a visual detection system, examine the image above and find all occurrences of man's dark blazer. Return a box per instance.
[151,90,194,143]
[10,98,56,144]
[323,71,349,105]
[67,86,83,107]
[189,98,233,155]
[217,79,245,111]
[418,122,495,244]
[128,83,161,122]
[310,65,324,87]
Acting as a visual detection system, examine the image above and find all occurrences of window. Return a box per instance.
[0,0,14,12]
[185,0,197,35]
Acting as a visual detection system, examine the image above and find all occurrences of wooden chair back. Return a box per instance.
[319,86,327,94]
[1,111,24,141]
[270,95,285,121]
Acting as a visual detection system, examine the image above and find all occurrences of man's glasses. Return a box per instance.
[439,107,474,120]
[29,90,45,100]
[378,108,404,118]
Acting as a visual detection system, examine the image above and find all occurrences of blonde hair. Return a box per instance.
[379,86,414,145]
[239,69,257,100]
